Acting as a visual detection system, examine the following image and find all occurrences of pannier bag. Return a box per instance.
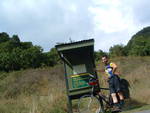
[120,78,130,99]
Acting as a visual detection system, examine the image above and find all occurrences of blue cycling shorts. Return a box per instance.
[108,75,121,94]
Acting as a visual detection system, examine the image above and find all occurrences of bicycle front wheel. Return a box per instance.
[78,95,103,113]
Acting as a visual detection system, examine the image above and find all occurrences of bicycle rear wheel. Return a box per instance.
[78,95,104,113]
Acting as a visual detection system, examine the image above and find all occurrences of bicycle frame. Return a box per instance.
[78,74,113,113]
[88,75,113,111]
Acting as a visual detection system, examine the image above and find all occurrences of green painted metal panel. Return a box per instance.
[55,39,99,99]
[71,73,90,89]
[72,76,89,89]
[69,87,92,96]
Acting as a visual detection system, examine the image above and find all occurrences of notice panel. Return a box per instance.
[71,73,90,89]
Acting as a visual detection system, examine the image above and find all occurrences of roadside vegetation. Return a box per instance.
[0,57,149,113]
[98,57,150,113]
[0,65,67,113]
[0,26,150,113]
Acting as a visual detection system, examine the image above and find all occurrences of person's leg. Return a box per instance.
[109,77,120,109]
[117,92,124,100]
[111,93,121,111]
[111,93,118,103]
[117,92,124,106]
[114,75,125,107]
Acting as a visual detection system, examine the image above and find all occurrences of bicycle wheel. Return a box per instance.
[78,94,104,113]
[99,94,112,113]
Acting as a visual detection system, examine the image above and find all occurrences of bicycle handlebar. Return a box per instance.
[88,74,110,90]
[89,74,96,79]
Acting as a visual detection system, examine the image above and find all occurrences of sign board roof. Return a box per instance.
[55,39,94,51]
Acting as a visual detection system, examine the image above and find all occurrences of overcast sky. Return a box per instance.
[0,0,150,52]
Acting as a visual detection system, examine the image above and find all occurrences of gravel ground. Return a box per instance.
[135,110,150,113]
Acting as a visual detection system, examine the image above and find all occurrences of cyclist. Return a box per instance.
[97,55,124,111]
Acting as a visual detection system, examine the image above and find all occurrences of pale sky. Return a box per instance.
[0,0,150,52]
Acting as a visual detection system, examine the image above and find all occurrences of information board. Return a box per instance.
[71,73,90,89]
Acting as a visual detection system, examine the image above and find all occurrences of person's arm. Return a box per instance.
[110,63,117,74]
[110,62,121,75]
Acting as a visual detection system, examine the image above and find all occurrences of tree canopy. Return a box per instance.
[1,26,150,71]
[125,27,150,56]
[107,26,150,57]
[0,32,59,72]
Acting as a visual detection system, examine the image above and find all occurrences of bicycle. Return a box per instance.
[78,74,115,113]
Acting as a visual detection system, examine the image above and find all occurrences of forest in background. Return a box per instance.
[95,26,150,61]
[0,33,59,72]
[0,26,150,72]
[0,26,150,113]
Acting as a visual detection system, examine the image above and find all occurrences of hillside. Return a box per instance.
[105,26,150,57]
[125,26,150,56]
[0,57,150,113]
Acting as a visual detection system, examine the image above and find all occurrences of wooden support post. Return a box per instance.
[67,96,73,113]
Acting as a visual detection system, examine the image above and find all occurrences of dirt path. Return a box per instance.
[135,110,150,113]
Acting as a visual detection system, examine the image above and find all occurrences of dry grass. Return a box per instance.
[0,57,150,113]
[97,56,150,111]
[0,65,67,113]
[111,57,150,112]
[125,65,150,105]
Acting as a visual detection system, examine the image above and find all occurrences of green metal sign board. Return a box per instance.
[71,73,90,89]
[55,39,99,113]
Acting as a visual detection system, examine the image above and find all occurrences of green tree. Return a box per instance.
[11,35,20,46]
[109,44,126,57]
[10,48,22,70]
[20,46,43,69]
[94,49,107,61]
[0,32,10,43]
[126,26,150,56]
[0,32,69,72]
[43,48,60,66]
[20,42,33,49]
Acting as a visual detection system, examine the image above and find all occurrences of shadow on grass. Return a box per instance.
[123,98,148,112]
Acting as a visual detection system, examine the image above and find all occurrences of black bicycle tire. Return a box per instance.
[98,96,105,113]
[78,94,104,113]
[99,94,112,113]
